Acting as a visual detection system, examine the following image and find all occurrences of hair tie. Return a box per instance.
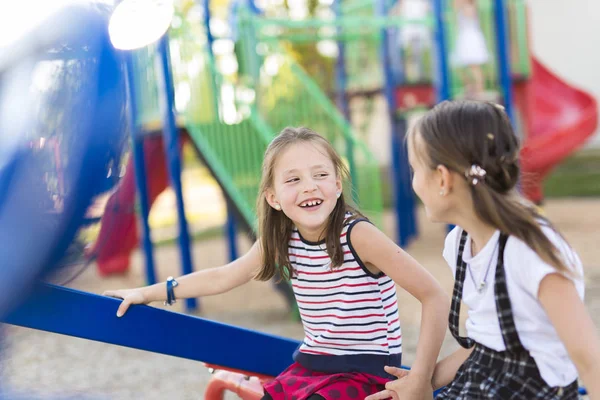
[465,164,487,186]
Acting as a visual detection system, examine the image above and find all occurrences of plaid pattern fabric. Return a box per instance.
[435,344,579,399]
[448,230,475,349]
[439,230,579,399]
[494,231,524,354]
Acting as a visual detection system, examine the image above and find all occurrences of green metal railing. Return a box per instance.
[238,10,385,225]
[339,0,530,91]
[128,0,531,235]
[130,7,385,231]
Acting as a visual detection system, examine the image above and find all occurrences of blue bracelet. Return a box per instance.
[164,276,179,306]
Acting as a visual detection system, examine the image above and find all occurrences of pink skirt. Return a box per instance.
[263,362,390,400]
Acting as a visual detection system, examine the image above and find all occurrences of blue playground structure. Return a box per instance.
[0,0,589,398]
[0,2,128,318]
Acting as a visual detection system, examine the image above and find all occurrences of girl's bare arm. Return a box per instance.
[539,274,600,399]
[104,241,262,316]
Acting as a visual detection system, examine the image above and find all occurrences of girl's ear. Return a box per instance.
[436,164,454,195]
[265,189,281,211]
[336,177,342,197]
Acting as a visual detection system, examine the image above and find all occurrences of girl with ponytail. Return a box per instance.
[368,100,600,399]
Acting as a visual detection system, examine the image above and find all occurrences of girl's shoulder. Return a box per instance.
[504,224,580,268]
[342,212,379,249]
[343,210,370,227]
[504,225,584,297]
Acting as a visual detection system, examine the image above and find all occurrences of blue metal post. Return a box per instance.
[248,0,259,13]
[493,0,515,122]
[155,37,197,311]
[376,0,417,247]
[203,0,216,52]
[333,0,358,204]
[124,52,157,285]
[203,0,238,262]
[432,0,451,102]
[334,0,351,122]
[225,200,239,261]
[432,0,454,233]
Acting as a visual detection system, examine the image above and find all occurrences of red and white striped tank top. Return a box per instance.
[289,215,402,377]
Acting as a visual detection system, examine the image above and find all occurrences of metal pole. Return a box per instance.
[377,0,416,246]
[155,37,197,311]
[333,0,358,205]
[334,0,351,122]
[432,0,451,102]
[225,200,239,261]
[493,0,515,122]
[124,52,157,285]
[432,0,455,234]
[203,0,216,52]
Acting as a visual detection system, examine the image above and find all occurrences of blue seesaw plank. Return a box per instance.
[2,283,300,377]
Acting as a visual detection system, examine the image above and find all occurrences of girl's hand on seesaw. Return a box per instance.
[103,289,147,317]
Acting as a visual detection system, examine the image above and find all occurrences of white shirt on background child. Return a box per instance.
[443,225,584,387]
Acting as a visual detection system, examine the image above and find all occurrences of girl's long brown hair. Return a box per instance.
[254,127,363,282]
[410,100,572,273]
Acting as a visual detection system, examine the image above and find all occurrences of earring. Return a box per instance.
[336,192,341,198]
[274,204,281,210]
[439,190,445,196]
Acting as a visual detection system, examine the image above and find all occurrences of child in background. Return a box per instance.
[451,0,489,98]
[367,101,600,399]
[104,127,449,400]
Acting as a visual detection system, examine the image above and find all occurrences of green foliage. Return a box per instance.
[544,150,600,198]
[275,0,336,94]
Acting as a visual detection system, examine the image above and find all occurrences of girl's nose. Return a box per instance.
[302,180,318,193]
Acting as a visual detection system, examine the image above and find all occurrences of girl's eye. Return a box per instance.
[315,173,329,178]
[285,178,299,183]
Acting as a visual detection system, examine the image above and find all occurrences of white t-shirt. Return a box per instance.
[443,226,584,387]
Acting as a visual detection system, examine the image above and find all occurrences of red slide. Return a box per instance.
[87,135,171,276]
[515,57,598,203]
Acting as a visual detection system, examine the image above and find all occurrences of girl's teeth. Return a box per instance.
[301,200,322,207]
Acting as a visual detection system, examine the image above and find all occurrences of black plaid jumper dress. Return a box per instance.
[436,230,579,399]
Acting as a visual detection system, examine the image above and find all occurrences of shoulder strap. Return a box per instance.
[494,233,527,354]
[448,229,475,349]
